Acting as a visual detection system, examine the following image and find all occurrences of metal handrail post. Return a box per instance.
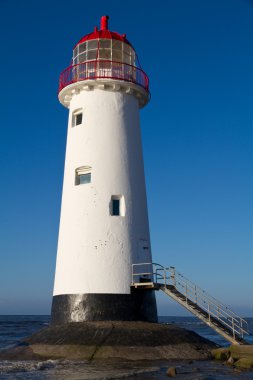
[232,318,235,340]
[171,266,176,287]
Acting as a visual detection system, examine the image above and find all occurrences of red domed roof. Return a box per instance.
[74,16,132,48]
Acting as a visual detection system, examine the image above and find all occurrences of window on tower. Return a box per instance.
[111,195,125,216]
[75,166,92,185]
[72,109,83,127]
[112,199,120,215]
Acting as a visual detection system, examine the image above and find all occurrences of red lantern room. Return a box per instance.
[58,16,149,96]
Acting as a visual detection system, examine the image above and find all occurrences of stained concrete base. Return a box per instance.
[0,321,217,361]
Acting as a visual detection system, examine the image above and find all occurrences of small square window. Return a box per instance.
[75,166,92,185]
[79,173,91,184]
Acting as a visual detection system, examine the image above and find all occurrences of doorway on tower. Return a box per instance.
[138,239,152,283]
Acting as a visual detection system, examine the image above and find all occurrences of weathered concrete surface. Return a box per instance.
[212,345,253,369]
[0,321,217,361]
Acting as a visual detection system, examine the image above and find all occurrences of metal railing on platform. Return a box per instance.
[59,60,149,93]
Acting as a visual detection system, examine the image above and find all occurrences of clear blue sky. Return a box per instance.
[0,0,252,316]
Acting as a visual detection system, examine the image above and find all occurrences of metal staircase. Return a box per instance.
[131,263,249,345]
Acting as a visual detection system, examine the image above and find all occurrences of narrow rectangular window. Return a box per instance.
[111,195,125,216]
[112,199,120,216]
[72,109,83,127]
[75,113,82,125]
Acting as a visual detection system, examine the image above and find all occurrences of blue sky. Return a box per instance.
[0,0,252,316]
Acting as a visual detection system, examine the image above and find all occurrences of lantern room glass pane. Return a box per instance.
[131,51,137,66]
[124,43,131,55]
[79,42,87,53]
[88,40,98,50]
[99,49,111,59]
[73,47,78,58]
[112,40,122,51]
[112,49,122,62]
[100,39,111,48]
[78,52,86,63]
[87,50,97,60]
[123,52,131,64]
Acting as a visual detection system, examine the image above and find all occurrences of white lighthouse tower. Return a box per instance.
[52,16,157,323]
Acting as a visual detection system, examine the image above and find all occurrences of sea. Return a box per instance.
[0,315,252,379]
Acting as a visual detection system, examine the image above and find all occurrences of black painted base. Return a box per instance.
[51,290,157,324]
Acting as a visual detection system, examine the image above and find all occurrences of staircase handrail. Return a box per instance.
[163,266,248,337]
[165,272,248,337]
[131,262,249,339]
[164,266,248,333]
[168,267,244,322]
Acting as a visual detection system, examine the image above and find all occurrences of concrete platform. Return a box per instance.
[0,321,217,361]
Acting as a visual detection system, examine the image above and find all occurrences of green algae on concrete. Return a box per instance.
[234,357,253,369]
[212,345,253,370]
[211,347,230,361]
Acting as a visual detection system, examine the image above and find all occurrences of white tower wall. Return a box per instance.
[53,89,152,296]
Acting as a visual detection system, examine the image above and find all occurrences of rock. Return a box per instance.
[211,348,229,361]
[166,366,177,377]
[211,344,253,371]
[227,356,235,365]
[229,344,253,360]
[234,357,253,369]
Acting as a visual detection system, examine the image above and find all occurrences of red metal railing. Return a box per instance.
[58,60,149,93]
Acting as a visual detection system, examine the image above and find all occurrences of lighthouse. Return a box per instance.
[52,16,157,324]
